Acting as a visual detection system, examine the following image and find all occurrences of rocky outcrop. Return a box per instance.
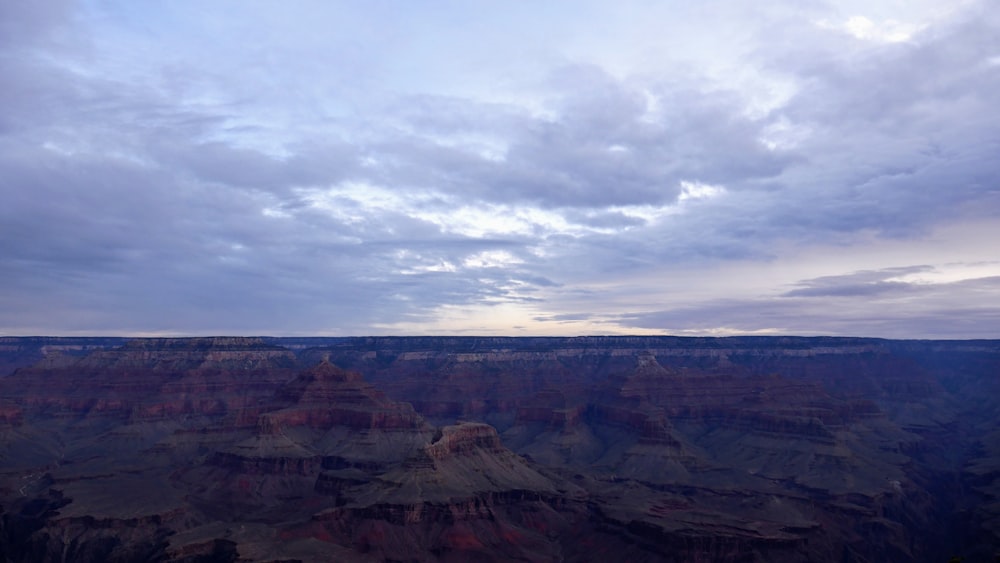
[79,337,296,371]
[262,361,428,433]
[0,402,22,426]
[300,422,571,562]
[1,338,297,423]
[423,422,507,459]
[0,336,997,561]
[0,337,126,377]
[195,362,434,503]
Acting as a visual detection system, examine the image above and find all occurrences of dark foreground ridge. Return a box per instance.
[0,336,997,562]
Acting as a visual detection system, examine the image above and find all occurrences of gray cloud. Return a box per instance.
[562,210,647,229]
[373,67,792,209]
[2,1,999,336]
[759,7,1000,237]
[151,140,359,195]
[625,267,1000,339]
[0,1,76,50]
[782,266,933,297]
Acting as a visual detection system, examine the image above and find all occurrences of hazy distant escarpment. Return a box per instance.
[0,336,997,561]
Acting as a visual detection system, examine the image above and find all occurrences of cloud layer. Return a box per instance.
[2,1,998,337]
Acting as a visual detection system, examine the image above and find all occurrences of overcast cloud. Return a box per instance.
[1,0,998,338]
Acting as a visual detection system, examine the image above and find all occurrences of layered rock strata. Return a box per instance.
[0,336,996,561]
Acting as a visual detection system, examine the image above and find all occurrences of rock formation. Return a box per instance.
[0,336,997,561]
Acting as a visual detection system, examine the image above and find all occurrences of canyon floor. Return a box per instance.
[0,336,997,562]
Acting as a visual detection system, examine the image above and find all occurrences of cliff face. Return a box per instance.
[0,336,997,562]
[0,336,126,377]
[299,336,1000,560]
[199,359,434,485]
[2,337,297,424]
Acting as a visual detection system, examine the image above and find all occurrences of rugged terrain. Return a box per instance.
[0,336,997,561]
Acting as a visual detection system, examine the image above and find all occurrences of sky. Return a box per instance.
[1,0,999,338]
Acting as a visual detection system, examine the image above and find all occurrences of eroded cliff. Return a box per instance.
[0,336,996,561]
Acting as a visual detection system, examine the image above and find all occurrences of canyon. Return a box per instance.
[0,336,997,561]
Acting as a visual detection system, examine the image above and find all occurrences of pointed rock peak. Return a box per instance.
[634,353,669,375]
[257,413,283,435]
[301,360,361,383]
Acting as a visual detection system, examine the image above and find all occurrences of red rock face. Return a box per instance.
[0,402,23,425]
[1,337,298,425]
[0,336,998,562]
[262,360,427,432]
[424,422,506,458]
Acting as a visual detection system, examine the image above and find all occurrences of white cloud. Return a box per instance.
[759,116,811,151]
[462,250,523,270]
[840,16,924,43]
[678,181,727,202]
